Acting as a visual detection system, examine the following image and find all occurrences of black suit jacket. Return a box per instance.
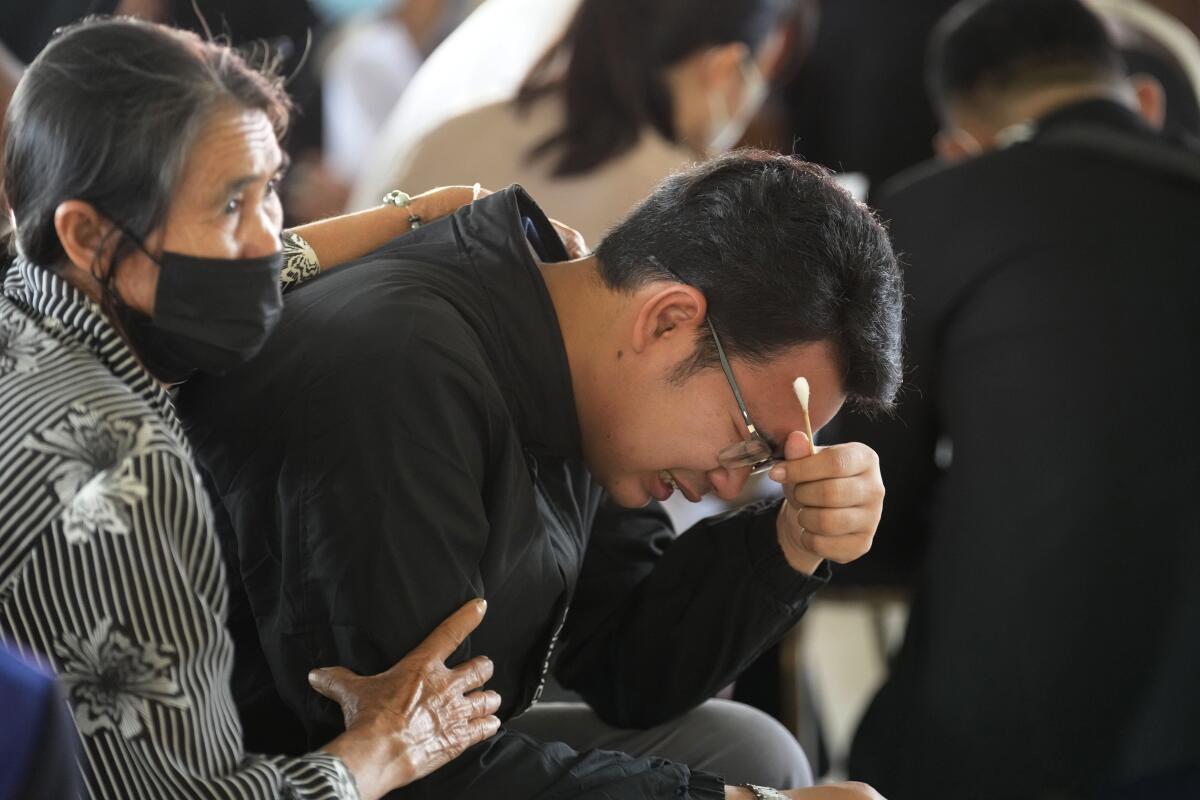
[782,0,961,189]
[840,100,1200,799]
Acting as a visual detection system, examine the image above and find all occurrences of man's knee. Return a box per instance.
[680,700,813,789]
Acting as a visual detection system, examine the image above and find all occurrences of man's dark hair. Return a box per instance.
[2,16,290,276]
[517,0,806,178]
[595,149,904,412]
[928,0,1124,120]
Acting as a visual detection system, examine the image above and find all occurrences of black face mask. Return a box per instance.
[114,249,284,384]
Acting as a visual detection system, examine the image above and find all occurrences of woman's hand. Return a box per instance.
[313,599,501,800]
[414,185,588,258]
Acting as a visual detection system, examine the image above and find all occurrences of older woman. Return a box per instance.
[0,17,501,800]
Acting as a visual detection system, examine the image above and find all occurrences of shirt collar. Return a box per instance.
[1033,97,1154,139]
[2,258,183,437]
[452,187,582,460]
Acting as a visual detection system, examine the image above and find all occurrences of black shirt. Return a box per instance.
[179,188,829,799]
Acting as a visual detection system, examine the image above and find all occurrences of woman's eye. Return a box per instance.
[224,197,243,215]
[266,177,280,196]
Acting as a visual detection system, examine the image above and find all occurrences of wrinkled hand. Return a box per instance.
[768,431,885,574]
[548,217,588,259]
[313,599,501,800]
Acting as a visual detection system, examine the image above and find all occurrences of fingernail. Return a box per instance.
[475,598,487,612]
[769,466,786,481]
[307,670,319,686]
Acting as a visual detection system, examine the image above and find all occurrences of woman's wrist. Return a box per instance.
[321,724,407,800]
[406,185,476,225]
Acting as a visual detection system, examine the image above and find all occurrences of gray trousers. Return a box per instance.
[507,699,813,790]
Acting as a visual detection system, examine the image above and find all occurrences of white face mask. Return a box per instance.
[707,57,769,153]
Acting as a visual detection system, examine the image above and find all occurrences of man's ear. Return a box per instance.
[53,200,117,277]
[933,127,984,163]
[629,283,708,355]
[699,41,750,93]
[1131,73,1166,130]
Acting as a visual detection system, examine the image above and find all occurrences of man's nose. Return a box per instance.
[707,464,751,502]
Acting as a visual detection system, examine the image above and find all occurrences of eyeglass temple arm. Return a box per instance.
[706,320,760,437]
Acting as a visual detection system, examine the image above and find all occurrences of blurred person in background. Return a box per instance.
[352,0,811,242]
[282,0,473,220]
[833,0,1200,797]
[318,0,464,185]
[778,0,1200,202]
[348,0,584,208]
[1089,0,1200,134]
[1,17,508,799]
[780,0,962,196]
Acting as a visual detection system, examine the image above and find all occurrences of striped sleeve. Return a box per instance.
[280,231,321,290]
[2,435,358,799]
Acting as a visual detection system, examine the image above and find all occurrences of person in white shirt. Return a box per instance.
[350,0,800,243]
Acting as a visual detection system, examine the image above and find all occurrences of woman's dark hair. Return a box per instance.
[595,149,904,412]
[517,0,798,178]
[2,16,291,278]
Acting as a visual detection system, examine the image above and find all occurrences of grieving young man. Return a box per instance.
[180,150,902,800]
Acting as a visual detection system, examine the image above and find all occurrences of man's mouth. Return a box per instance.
[656,470,702,503]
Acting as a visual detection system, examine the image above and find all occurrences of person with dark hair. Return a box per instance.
[351,0,808,241]
[836,0,1200,797]
[179,148,901,800]
[0,15,514,800]
[926,0,1165,160]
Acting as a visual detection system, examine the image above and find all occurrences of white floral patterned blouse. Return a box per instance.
[0,238,355,800]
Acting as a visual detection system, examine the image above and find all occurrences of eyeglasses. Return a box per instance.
[708,320,783,475]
